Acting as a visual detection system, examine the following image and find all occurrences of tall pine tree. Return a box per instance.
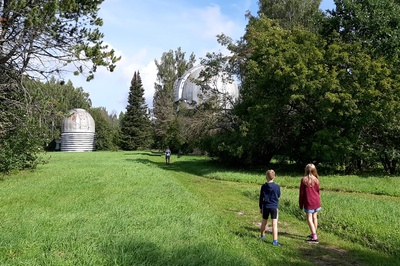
[120,71,153,150]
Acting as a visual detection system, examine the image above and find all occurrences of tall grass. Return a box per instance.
[0,151,399,265]
[201,169,400,197]
[157,154,400,256]
[197,161,400,256]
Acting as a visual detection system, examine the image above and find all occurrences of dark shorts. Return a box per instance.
[262,208,278,220]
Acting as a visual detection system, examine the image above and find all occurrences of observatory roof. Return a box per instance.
[174,65,239,106]
[62,108,95,133]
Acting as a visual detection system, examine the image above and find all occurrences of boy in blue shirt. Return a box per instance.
[259,169,282,246]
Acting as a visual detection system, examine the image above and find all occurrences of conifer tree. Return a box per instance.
[120,71,153,150]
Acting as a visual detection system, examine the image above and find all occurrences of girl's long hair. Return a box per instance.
[303,164,319,187]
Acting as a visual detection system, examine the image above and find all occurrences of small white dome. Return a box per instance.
[61,108,95,152]
[62,108,95,133]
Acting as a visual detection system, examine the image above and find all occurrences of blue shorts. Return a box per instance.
[304,207,321,213]
[262,208,278,220]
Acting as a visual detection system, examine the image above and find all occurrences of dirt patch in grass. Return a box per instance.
[300,244,362,266]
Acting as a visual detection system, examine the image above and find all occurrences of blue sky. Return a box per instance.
[66,0,335,114]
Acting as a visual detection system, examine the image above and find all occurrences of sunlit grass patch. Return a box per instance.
[1,151,399,265]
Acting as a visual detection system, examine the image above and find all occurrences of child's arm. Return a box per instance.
[259,187,263,212]
[299,183,304,209]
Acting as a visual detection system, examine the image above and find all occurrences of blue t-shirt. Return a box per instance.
[259,182,281,209]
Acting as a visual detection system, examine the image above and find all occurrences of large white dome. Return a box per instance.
[174,65,239,108]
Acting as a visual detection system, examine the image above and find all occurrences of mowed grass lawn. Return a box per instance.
[0,151,399,265]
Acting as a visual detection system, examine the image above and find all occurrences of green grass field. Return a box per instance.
[0,151,399,265]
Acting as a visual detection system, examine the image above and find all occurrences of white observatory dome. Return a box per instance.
[174,65,239,108]
[61,108,95,152]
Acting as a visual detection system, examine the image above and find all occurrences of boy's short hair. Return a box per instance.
[266,169,275,180]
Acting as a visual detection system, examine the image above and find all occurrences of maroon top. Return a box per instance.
[299,177,321,210]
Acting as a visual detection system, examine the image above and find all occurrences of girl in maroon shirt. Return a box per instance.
[299,163,321,243]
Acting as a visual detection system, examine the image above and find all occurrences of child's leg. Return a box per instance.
[271,218,278,241]
[260,218,268,237]
[312,212,318,232]
[306,213,316,235]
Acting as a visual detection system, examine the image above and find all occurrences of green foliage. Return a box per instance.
[258,0,323,30]
[0,0,120,80]
[215,17,332,166]
[321,0,400,172]
[206,3,400,173]
[326,0,400,61]
[0,70,44,173]
[0,114,44,173]
[89,107,120,151]
[120,71,153,150]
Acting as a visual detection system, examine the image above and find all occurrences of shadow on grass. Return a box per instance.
[123,151,164,157]
[125,152,342,180]
[239,225,307,241]
[126,150,400,178]
[127,156,253,181]
[102,239,257,266]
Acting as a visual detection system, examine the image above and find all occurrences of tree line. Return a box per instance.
[2,0,400,174]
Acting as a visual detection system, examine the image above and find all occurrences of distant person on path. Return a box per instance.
[299,163,321,244]
[165,147,171,164]
[259,169,282,246]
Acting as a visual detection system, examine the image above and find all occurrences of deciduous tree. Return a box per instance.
[322,0,400,172]
[0,0,120,80]
[258,0,322,30]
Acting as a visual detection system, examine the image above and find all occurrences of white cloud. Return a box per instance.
[197,5,236,39]
[141,61,158,108]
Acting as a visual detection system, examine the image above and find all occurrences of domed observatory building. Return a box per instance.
[61,108,95,152]
[174,65,239,109]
